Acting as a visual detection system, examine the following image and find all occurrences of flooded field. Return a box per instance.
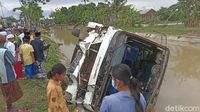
[50,28,200,111]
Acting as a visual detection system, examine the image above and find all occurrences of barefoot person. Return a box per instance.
[0,34,23,112]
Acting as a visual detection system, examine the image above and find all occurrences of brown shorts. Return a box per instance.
[0,80,23,104]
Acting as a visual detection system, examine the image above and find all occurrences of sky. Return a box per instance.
[0,0,178,18]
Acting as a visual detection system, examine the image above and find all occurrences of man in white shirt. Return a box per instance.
[18,32,24,44]
[5,34,16,58]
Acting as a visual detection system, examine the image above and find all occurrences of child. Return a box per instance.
[20,37,37,79]
[47,63,69,112]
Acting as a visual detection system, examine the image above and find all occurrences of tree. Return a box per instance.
[157,7,170,22]
[13,0,50,30]
[81,0,89,4]
[50,1,139,27]
[0,18,4,26]
[105,0,127,7]
[170,0,200,27]
[19,0,50,5]
[50,8,69,24]
[96,2,110,24]
[4,16,18,27]
[104,0,129,25]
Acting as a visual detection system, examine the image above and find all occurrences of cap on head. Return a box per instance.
[6,34,15,40]
[0,31,7,36]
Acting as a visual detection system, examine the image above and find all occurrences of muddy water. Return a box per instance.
[50,28,200,111]
[156,41,200,111]
[49,28,79,65]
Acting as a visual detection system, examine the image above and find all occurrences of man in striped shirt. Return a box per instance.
[0,34,23,112]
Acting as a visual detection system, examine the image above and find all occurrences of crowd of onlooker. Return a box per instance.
[1,28,50,79]
[0,28,50,111]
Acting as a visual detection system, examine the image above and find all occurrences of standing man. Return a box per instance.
[31,32,50,78]
[5,34,24,79]
[5,34,16,58]
[0,34,23,112]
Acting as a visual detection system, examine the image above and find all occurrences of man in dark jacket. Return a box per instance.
[30,32,50,78]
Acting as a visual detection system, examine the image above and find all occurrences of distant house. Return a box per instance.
[140,9,156,23]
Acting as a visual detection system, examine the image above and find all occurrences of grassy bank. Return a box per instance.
[116,24,200,36]
[0,35,60,112]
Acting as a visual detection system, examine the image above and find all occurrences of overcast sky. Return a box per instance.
[0,0,178,18]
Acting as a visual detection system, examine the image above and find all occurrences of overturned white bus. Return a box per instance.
[65,22,169,112]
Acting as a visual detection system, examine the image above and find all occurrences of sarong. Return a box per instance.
[14,61,24,79]
[0,80,23,104]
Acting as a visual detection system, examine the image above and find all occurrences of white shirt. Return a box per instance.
[19,33,24,45]
[5,41,16,57]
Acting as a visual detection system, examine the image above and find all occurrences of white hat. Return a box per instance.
[6,34,15,40]
[0,31,7,36]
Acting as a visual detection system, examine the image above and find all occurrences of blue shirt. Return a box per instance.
[100,92,146,112]
[0,46,16,83]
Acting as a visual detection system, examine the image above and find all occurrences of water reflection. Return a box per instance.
[169,45,200,80]
[50,28,79,64]
[156,41,200,111]
[51,27,78,45]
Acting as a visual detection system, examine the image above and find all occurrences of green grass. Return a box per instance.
[116,24,200,36]
[42,35,60,72]
[0,35,60,112]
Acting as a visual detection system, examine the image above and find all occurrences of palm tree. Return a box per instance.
[104,0,128,24]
